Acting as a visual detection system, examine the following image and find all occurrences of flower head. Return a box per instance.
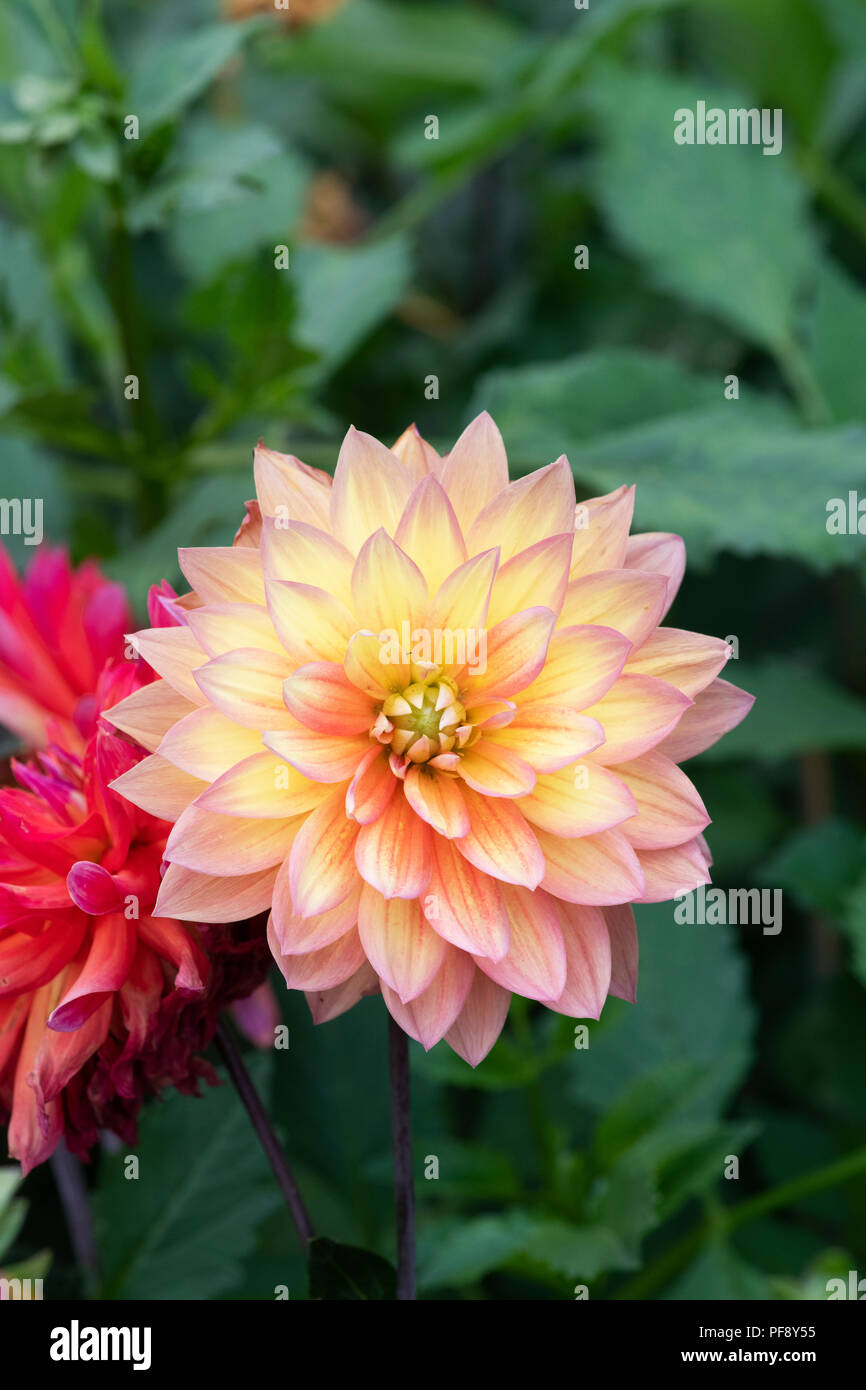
[108,416,753,1064]
[0,545,130,752]
[0,592,270,1172]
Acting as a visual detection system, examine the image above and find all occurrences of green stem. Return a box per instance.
[799,148,866,250]
[775,335,832,427]
[617,1143,866,1300]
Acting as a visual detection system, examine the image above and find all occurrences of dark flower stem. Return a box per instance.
[50,1141,98,1290]
[388,1014,416,1300]
[215,1018,315,1246]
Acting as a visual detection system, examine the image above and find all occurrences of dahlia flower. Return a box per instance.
[107,415,753,1064]
[0,612,269,1173]
[0,545,130,753]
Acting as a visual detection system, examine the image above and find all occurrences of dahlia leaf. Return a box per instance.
[307,1237,396,1301]
[93,1056,280,1300]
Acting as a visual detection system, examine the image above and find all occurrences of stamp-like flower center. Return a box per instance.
[377,677,469,763]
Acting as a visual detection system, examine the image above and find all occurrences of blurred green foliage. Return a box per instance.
[4,0,866,1300]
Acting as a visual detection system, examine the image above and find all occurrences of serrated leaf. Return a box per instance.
[93,1058,281,1300]
[590,65,814,351]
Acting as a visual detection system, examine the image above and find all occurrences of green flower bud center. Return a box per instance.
[381,679,467,762]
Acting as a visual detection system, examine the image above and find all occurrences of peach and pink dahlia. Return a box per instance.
[107,415,753,1064]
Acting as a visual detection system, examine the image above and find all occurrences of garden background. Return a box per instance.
[2,0,866,1301]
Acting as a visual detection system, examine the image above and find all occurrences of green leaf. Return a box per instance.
[571,904,756,1123]
[294,236,411,379]
[665,1242,771,1300]
[563,409,866,573]
[589,65,815,352]
[702,662,866,760]
[760,819,866,920]
[473,349,733,461]
[417,1211,631,1291]
[93,1057,281,1300]
[307,1238,396,1300]
[127,22,257,132]
[278,0,524,91]
[842,877,866,989]
[805,259,866,423]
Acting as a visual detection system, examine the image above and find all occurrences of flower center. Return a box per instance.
[377,677,469,763]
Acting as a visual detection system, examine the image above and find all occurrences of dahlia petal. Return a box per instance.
[306,960,380,1024]
[66,861,124,915]
[34,996,112,1103]
[586,673,692,764]
[330,426,413,554]
[486,533,573,627]
[457,740,536,798]
[357,886,446,1002]
[489,706,604,773]
[178,546,266,605]
[391,423,440,485]
[344,629,394,699]
[110,754,206,822]
[283,661,376,735]
[289,787,360,917]
[634,838,712,903]
[156,706,263,780]
[543,901,611,1018]
[657,677,755,762]
[0,917,87,997]
[196,751,331,818]
[466,456,576,563]
[559,569,669,647]
[260,517,355,609]
[429,548,499,638]
[518,624,631,709]
[346,745,398,824]
[614,751,710,849]
[264,726,368,782]
[395,476,467,594]
[625,627,732,697]
[165,803,300,875]
[156,862,278,922]
[380,946,474,1049]
[461,606,557,699]
[269,918,366,990]
[436,412,509,533]
[48,912,136,1031]
[355,791,432,899]
[126,626,208,703]
[254,445,332,529]
[9,984,63,1173]
[445,967,511,1066]
[624,532,686,618]
[517,761,636,837]
[427,835,510,959]
[456,787,545,888]
[538,826,646,905]
[476,885,567,1002]
[570,484,635,578]
[351,528,429,634]
[185,602,284,657]
[266,579,355,666]
[404,765,470,837]
[194,647,296,730]
[103,679,197,753]
[604,903,638,1003]
[273,868,361,954]
[137,914,208,993]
